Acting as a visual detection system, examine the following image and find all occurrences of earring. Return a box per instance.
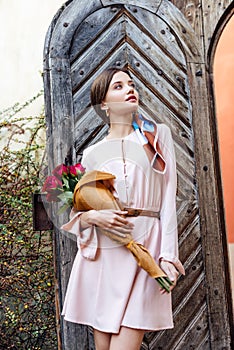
[102,104,109,118]
[105,108,110,118]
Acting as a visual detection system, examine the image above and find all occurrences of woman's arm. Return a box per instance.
[80,209,134,237]
[158,125,185,281]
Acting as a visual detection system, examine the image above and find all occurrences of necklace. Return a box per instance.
[121,139,129,205]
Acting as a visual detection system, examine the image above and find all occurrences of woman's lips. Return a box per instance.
[126,95,137,102]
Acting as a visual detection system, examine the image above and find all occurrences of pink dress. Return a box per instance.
[61,124,184,333]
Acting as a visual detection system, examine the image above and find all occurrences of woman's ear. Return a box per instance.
[101,102,110,117]
[101,102,108,111]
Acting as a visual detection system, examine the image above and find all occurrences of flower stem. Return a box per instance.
[155,276,174,293]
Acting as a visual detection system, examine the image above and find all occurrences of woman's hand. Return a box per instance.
[80,209,134,238]
[159,260,179,294]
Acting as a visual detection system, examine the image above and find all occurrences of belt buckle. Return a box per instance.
[133,209,140,216]
[124,208,141,217]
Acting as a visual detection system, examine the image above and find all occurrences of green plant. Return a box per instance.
[0,93,57,349]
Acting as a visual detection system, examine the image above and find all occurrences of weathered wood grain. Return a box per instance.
[69,6,122,63]
[170,0,204,56]
[101,0,161,13]
[157,0,202,62]
[171,0,233,61]
[202,0,233,56]
[126,5,187,69]
[73,110,108,154]
[187,61,233,349]
[133,75,192,142]
[127,49,189,117]
[71,15,126,91]
[50,0,103,58]
[150,270,207,349]
[47,57,74,168]
[70,9,189,95]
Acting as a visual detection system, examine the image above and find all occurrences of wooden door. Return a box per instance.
[43,0,233,349]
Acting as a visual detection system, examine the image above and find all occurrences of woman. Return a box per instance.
[61,67,185,350]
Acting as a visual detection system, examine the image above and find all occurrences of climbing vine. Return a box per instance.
[0,93,57,349]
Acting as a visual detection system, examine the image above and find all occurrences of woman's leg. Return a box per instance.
[110,326,145,350]
[93,329,111,350]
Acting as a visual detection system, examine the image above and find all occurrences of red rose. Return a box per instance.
[42,176,63,193]
[69,163,85,177]
[75,163,85,173]
[52,164,69,179]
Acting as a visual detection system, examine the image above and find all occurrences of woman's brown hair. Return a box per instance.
[90,67,132,123]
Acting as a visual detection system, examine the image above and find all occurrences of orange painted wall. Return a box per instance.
[214,15,234,243]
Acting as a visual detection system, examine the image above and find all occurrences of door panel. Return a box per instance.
[43,0,233,348]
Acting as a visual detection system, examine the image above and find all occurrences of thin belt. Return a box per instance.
[123,207,160,219]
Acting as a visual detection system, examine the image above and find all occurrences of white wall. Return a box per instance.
[0,0,65,114]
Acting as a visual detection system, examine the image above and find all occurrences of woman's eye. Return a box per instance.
[113,82,136,89]
[114,84,122,89]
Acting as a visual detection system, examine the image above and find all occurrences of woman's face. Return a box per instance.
[102,71,139,117]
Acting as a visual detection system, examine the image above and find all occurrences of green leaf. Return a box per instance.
[57,191,73,201]
[69,178,78,192]
[62,177,69,189]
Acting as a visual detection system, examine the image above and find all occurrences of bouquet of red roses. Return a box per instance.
[42,163,85,214]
